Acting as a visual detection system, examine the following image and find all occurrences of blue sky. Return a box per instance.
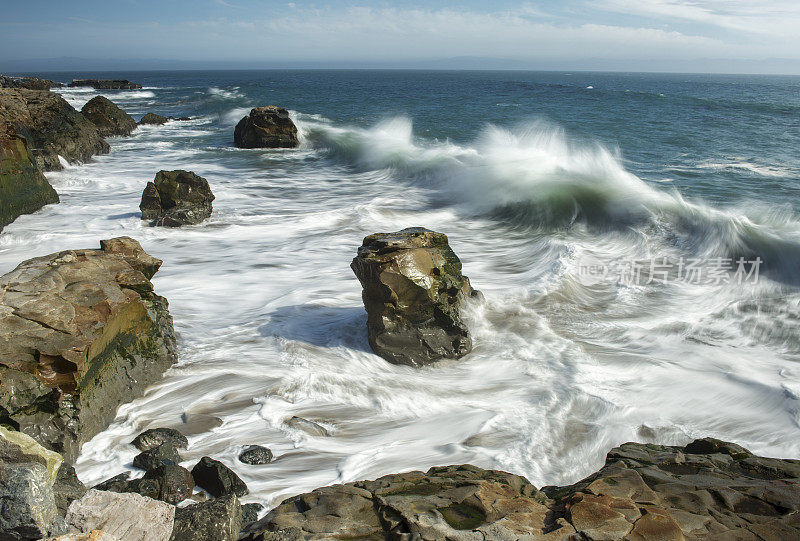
[2,1,799,71]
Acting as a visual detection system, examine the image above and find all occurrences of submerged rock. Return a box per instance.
[351,227,477,366]
[0,87,109,170]
[233,106,299,149]
[68,79,142,90]
[0,237,177,462]
[80,96,137,137]
[286,416,329,437]
[242,439,800,540]
[0,124,59,232]
[191,456,248,498]
[65,490,174,541]
[139,113,168,125]
[131,427,188,452]
[139,170,215,227]
[132,442,181,471]
[170,494,242,541]
[238,445,273,465]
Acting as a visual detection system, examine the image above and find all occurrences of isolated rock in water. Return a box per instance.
[0,237,177,462]
[191,456,249,498]
[233,106,299,149]
[65,490,174,541]
[0,463,68,539]
[132,442,180,471]
[81,96,137,137]
[238,445,273,465]
[68,79,143,90]
[139,170,214,227]
[243,438,800,540]
[0,124,59,232]
[131,427,188,452]
[286,416,329,437]
[139,113,168,125]
[0,75,61,90]
[142,465,194,505]
[0,87,109,170]
[351,227,477,366]
[171,494,242,541]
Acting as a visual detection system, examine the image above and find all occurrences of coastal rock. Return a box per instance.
[0,237,177,462]
[139,170,214,227]
[243,439,800,540]
[139,113,168,125]
[68,80,142,90]
[65,490,174,541]
[45,532,117,541]
[233,106,299,149]
[286,416,329,437]
[131,427,188,452]
[132,442,180,471]
[0,425,63,480]
[80,96,137,137]
[0,462,67,539]
[0,123,59,232]
[170,494,242,541]
[53,463,88,516]
[350,227,477,366]
[191,456,248,498]
[142,465,194,504]
[0,76,61,90]
[241,503,264,528]
[238,445,273,465]
[0,87,109,171]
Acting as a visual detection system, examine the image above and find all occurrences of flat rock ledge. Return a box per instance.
[0,236,177,462]
[234,106,299,149]
[243,438,800,541]
[68,79,143,90]
[351,227,478,367]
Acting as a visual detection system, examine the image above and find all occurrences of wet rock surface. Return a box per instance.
[142,465,195,505]
[132,442,181,471]
[233,106,299,149]
[0,123,59,232]
[80,96,137,137]
[138,113,169,125]
[239,445,273,465]
[170,494,242,541]
[0,88,108,170]
[139,170,214,227]
[243,439,800,540]
[0,237,177,462]
[351,227,478,366]
[131,427,188,452]
[191,456,249,498]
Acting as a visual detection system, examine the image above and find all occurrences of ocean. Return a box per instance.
[2,69,800,510]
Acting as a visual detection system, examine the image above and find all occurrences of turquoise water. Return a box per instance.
[2,70,800,509]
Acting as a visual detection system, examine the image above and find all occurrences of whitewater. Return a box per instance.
[1,72,799,512]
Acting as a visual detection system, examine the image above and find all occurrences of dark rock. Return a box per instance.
[350,227,478,366]
[132,441,181,471]
[233,106,298,149]
[0,462,67,539]
[139,169,215,227]
[0,124,59,232]
[0,75,60,90]
[171,116,192,121]
[68,79,143,90]
[142,464,194,505]
[81,95,137,137]
[93,472,133,492]
[191,456,248,498]
[171,494,242,541]
[131,427,188,452]
[0,237,177,462]
[241,503,264,527]
[52,462,87,516]
[0,87,109,170]
[139,112,168,125]
[244,440,800,540]
[238,445,273,465]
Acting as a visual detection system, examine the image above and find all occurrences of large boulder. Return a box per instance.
[350,227,477,366]
[139,170,214,227]
[65,490,174,541]
[0,237,177,462]
[191,457,248,498]
[170,494,242,541]
[0,462,67,539]
[68,80,142,90]
[0,88,109,171]
[80,96,137,137]
[138,113,168,126]
[0,124,59,232]
[243,439,800,540]
[233,106,298,149]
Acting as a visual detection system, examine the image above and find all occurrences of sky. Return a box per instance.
[2,0,800,73]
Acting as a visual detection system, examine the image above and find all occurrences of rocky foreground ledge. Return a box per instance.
[244,438,799,540]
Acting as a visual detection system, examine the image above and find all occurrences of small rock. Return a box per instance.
[233,106,299,148]
[139,113,168,125]
[131,428,188,452]
[170,494,242,541]
[66,489,174,541]
[238,445,273,465]
[139,170,215,227]
[286,416,329,437]
[93,473,132,492]
[143,464,195,505]
[80,96,137,136]
[191,456,248,498]
[132,442,180,471]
